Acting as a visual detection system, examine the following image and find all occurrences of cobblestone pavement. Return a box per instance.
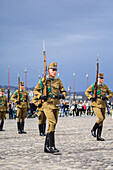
[0,116,113,170]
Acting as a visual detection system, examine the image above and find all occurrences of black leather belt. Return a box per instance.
[47,95,58,99]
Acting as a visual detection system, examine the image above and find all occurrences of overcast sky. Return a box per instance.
[0,0,113,92]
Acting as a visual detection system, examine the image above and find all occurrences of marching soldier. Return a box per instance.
[85,73,113,141]
[32,95,46,136]
[0,88,7,131]
[34,62,67,153]
[11,81,30,134]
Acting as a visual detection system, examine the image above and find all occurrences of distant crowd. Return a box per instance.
[59,100,113,117]
[6,99,113,119]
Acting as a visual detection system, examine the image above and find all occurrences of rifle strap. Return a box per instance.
[15,90,23,100]
[92,83,102,96]
[40,78,53,98]
[0,99,2,105]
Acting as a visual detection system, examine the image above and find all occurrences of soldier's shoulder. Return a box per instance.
[15,90,18,95]
[4,95,7,99]
[103,84,108,88]
[24,90,28,94]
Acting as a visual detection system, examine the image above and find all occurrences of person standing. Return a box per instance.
[0,88,7,131]
[85,73,113,141]
[34,62,67,153]
[11,81,30,134]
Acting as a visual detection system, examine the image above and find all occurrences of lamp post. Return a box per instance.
[68,86,71,103]
[86,73,88,89]
[25,68,27,90]
[73,72,75,101]
[8,66,10,102]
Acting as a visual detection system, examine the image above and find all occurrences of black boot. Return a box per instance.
[0,120,5,131]
[21,122,27,134]
[48,132,55,153]
[17,122,22,134]
[97,125,105,141]
[52,131,59,152]
[39,124,44,136]
[43,124,46,136]
[91,122,99,137]
[44,133,50,153]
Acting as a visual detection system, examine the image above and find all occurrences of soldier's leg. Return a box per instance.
[21,108,27,134]
[42,113,47,136]
[97,108,105,141]
[52,109,59,152]
[1,111,6,131]
[43,108,57,153]
[91,107,104,138]
[17,108,22,134]
[0,111,5,131]
[38,111,45,136]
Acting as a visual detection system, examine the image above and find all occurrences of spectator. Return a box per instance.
[82,100,86,115]
[59,100,64,117]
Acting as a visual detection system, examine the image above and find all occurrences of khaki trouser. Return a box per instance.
[43,108,58,133]
[0,111,6,123]
[38,111,46,125]
[17,108,27,122]
[93,107,105,126]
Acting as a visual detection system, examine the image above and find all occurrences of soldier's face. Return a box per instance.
[20,85,24,90]
[48,68,57,78]
[0,91,4,96]
[98,78,104,84]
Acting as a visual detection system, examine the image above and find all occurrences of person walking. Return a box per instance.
[33,62,67,153]
[11,81,30,134]
[85,73,113,141]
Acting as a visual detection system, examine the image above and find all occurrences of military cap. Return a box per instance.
[98,73,104,79]
[48,62,57,70]
[20,81,24,86]
[0,88,4,92]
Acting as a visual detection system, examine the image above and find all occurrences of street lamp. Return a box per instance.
[73,72,75,101]
[68,86,71,102]
[25,68,27,90]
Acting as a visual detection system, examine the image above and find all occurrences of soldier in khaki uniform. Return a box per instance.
[0,88,7,131]
[85,73,113,141]
[11,82,30,134]
[34,62,67,153]
[32,95,46,136]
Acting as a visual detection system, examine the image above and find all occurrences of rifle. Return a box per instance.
[93,56,99,98]
[17,73,20,103]
[43,40,47,96]
[38,40,47,106]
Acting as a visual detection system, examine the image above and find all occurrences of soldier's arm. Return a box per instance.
[59,79,67,98]
[33,82,42,99]
[11,91,17,103]
[85,85,93,100]
[32,95,39,107]
[106,85,113,100]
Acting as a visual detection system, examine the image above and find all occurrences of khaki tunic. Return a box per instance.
[11,90,30,121]
[33,77,67,133]
[85,84,113,108]
[0,95,7,121]
[85,83,113,125]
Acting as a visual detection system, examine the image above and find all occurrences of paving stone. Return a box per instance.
[0,116,113,169]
